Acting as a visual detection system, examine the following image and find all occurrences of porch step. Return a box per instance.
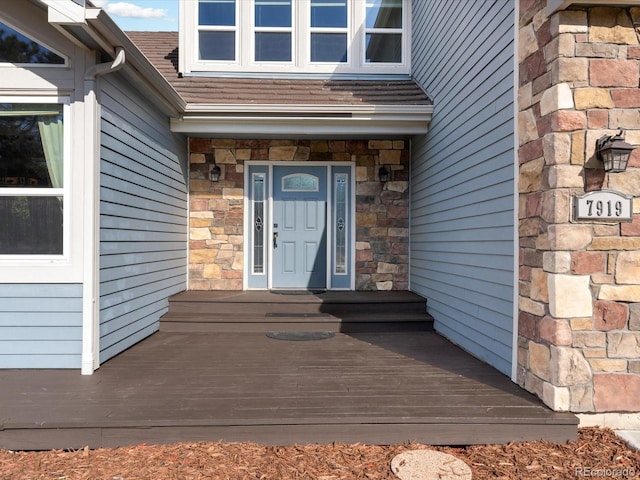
[160,290,434,333]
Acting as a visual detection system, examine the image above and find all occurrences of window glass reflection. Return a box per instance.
[365,0,402,29]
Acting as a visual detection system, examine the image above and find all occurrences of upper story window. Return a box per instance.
[182,0,410,75]
[0,21,66,65]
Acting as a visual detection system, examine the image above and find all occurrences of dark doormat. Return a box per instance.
[270,290,325,295]
[266,331,335,341]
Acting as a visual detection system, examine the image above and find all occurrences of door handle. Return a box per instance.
[273,232,278,249]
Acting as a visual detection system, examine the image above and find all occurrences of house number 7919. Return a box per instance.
[586,199,623,217]
[574,191,633,222]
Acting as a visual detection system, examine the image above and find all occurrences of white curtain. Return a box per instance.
[37,114,64,188]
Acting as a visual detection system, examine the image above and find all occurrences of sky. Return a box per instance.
[91,0,179,31]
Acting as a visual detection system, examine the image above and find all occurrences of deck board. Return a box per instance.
[0,331,577,450]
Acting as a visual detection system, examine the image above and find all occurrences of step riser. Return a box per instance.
[161,321,434,333]
[167,302,427,316]
[161,291,432,333]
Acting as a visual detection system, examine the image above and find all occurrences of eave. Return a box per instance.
[171,104,433,138]
[35,0,185,116]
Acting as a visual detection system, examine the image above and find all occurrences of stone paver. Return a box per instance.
[391,450,472,480]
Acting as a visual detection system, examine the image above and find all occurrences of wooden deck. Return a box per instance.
[0,292,577,450]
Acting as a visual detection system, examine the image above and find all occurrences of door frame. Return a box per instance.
[243,161,356,290]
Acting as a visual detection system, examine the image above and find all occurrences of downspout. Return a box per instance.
[511,1,520,384]
[81,47,126,375]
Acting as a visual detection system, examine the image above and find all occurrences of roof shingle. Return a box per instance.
[126,31,432,107]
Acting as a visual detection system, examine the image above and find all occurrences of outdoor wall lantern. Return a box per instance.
[596,129,636,173]
[205,153,221,182]
[378,165,390,184]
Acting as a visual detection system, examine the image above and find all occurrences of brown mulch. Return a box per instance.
[0,428,638,479]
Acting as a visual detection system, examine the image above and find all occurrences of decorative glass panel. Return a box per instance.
[282,174,319,192]
[0,21,65,64]
[253,174,265,274]
[311,0,347,28]
[366,33,402,63]
[334,174,347,274]
[199,31,235,60]
[255,33,292,61]
[311,34,347,62]
[255,0,291,27]
[0,196,63,254]
[365,0,402,28]
[199,0,235,26]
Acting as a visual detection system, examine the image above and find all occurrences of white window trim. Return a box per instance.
[0,96,82,283]
[182,0,410,75]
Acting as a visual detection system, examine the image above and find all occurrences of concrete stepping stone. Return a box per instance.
[391,450,472,480]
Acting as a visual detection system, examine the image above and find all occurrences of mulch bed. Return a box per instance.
[1,428,638,479]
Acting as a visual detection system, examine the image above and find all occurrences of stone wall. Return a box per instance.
[518,0,640,413]
[188,138,409,291]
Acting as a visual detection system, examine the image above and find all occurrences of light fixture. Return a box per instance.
[378,165,389,184]
[596,129,636,173]
[205,153,221,182]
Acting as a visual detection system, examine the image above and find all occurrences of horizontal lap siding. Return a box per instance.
[99,75,188,364]
[0,284,82,368]
[410,0,516,375]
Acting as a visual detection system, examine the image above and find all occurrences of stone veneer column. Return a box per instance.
[188,139,410,291]
[518,0,640,414]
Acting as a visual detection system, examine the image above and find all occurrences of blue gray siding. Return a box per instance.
[410,0,516,375]
[0,284,82,368]
[99,75,188,364]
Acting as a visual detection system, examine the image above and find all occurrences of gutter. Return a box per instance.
[36,0,185,116]
[173,104,433,137]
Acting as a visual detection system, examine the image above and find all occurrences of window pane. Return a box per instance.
[311,0,347,28]
[255,0,291,28]
[199,31,235,60]
[311,33,347,62]
[366,33,401,63]
[0,21,64,64]
[0,196,63,254]
[334,174,347,274]
[366,0,402,29]
[255,33,291,61]
[282,174,318,191]
[199,0,235,26]
[0,104,63,188]
[253,174,265,274]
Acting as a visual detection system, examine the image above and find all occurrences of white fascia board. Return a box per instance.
[171,111,432,137]
[83,8,185,114]
[548,0,640,14]
[40,2,185,115]
[39,0,87,24]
